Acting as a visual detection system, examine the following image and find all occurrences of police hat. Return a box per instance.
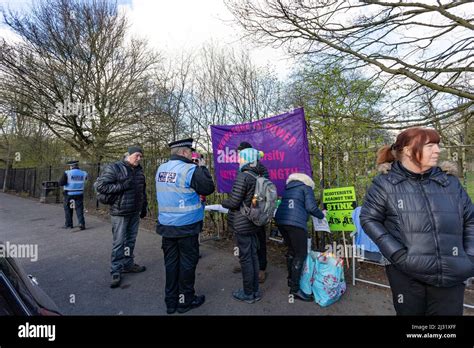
[168,138,195,151]
[66,160,79,166]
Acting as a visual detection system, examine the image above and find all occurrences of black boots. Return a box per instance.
[286,255,294,287]
[287,257,313,302]
[291,289,313,302]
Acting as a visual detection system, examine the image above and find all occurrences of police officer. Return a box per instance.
[156,138,215,314]
[59,160,88,230]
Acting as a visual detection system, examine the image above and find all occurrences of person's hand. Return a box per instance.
[392,248,408,264]
[121,177,133,191]
[391,248,409,273]
[322,209,327,217]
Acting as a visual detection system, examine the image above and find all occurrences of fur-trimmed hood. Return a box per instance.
[286,173,315,189]
[377,160,458,176]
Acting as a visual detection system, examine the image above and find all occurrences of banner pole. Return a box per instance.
[342,231,349,269]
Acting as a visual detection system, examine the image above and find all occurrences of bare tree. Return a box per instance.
[185,42,233,155]
[135,53,194,159]
[185,42,286,159]
[0,0,158,161]
[225,0,474,127]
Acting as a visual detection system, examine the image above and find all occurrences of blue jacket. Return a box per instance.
[352,206,380,253]
[275,174,324,231]
[60,168,87,196]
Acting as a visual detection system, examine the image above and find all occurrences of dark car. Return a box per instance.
[0,242,61,315]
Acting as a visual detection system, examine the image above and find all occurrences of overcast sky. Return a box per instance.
[0,0,293,79]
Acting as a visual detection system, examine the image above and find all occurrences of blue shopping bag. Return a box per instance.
[311,251,346,307]
[299,253,315,295]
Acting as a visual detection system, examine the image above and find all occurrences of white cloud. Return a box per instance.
[120,0,292,79]
[0,0,293,78]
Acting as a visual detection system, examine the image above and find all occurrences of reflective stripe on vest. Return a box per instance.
[156,160,203,226]
[64,169,87,195]
[159,202,204,213]
[156,186,195,194]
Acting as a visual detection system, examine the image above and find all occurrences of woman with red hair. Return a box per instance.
[360,127,474,315]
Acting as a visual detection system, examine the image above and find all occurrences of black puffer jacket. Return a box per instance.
[222,164,265,235]
[95,160,147,216]
[360,160,474,287]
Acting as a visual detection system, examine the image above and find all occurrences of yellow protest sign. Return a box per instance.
[322,187,356,232]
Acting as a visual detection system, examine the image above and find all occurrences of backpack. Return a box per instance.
[240,171,278,226]
[94,163,127,205]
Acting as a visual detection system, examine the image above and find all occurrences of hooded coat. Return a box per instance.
[274,173,324,232]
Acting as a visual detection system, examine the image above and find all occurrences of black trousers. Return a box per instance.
[235,233,259,295]
[279,225,308,292]
[162,234,200,309]
[279,225,308,264]
[256,226,267,271]
[63,193,85,227]
[385,265,465,315]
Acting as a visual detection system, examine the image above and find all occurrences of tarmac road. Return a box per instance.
[0,192,402,315]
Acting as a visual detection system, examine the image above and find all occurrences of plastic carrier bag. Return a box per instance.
[311,251,346,307]
[299,251,346,307]
[299,253,315,296]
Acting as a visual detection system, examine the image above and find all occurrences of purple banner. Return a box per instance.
[210,108,312,195]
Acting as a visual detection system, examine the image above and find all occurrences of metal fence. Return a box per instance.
[0,159,230,238]
[1,145,473,241]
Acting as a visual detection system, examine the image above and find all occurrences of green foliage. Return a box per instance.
[287,60,392,201]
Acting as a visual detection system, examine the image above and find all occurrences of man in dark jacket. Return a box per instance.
[232,142,269,283]
[156,138,215,314]
[95,146,148,288]
[223,148,265,303]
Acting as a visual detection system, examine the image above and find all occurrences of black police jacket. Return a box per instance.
[360,160,474,287]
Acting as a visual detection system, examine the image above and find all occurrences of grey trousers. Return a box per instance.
[110,213,140,275]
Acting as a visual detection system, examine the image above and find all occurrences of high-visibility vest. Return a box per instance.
[64,169,87,195]
[156,160,203,226]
